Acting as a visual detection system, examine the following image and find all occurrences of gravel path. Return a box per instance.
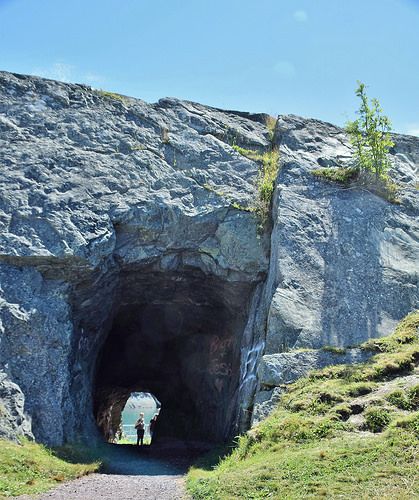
[26,472,187,500]
[17,443,197,500]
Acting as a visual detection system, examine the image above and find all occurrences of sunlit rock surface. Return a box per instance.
[0,71,269,444]
[254,115,419,419]
[0,71,417,444]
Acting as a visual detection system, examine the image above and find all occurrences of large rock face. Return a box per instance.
[253,115,419,419]
[0,71,418,444]
[0,71,270,445]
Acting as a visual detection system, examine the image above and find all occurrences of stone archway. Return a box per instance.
[91,267,255,443]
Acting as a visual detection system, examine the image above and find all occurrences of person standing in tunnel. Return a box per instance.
[135,412,145,446]
[149,413,159,444]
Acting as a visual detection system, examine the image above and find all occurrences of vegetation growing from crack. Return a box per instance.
[312,82,400,203]
[312,165,400,203]
[232,146,280,225]
[130,143,147,152]
[312,166,359,185]
[187,310,419,499]
[205,116,279,223]
[321,345,347,355]
[265,115,277,142]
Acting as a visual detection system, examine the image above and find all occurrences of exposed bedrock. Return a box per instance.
[253,115,419,420]
[0,71,418,444]
[0,71,269,444]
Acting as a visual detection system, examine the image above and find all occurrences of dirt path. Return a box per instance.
[18,443,197,500]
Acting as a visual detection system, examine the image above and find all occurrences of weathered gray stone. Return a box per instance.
[251,115,418,419]
[0,71,269,445]
[0,71,418,444]
[0,371,33,441]
[264,115,419,352]
[252,387,283,423]
[258,349,372,388]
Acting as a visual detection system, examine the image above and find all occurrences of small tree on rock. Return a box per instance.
[346,82,394,179]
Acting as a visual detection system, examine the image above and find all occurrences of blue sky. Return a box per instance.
[1,0,418,134]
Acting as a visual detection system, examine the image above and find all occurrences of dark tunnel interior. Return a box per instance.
[93,268,254,444]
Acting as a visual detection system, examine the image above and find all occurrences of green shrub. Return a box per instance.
[312,83,399,203]
[407,385,419,410]
[347,383,375,397]
[394,412,419,437]
[346,81,394,179]
[386,390,411,410]
[364,407,392,432]
[333,404,352,421]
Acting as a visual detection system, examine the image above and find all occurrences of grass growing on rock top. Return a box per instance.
[312,166,400,203]
[232,145,280,225]
[187,311,419,499]
[312,166,359,185]
[96,89,127,103]
[0,439,100,497]
[265,115,277,142]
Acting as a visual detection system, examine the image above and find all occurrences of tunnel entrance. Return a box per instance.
[92,266,254,445]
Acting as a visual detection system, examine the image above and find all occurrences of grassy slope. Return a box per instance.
[0,439,100,497]
[187,311,419,499]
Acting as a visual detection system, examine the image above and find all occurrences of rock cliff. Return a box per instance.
[0,71,417,444]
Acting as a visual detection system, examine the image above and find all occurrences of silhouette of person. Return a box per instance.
[135,412,145,446]
[149,413,159,444]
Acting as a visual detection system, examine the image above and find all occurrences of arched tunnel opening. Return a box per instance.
[119,392,161,444]
[91,266,255,447]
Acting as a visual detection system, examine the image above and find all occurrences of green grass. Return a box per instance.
[187,311,419,499]
[322,345,347,354]
[312,166,359,185]
[232,145,280,225]
[386,385,419,411]
[0,439,100,497]
[312,167,400,203]
[188,428,418,500]
[265,115,277,142]
[96,89,127,103]
[364,407,393,432]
